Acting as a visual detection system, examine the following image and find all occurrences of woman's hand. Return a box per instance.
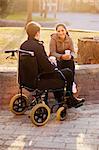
[61,54,71,60]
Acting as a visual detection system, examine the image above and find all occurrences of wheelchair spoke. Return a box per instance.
[34,107,48,123]
[13,98,27,112]
[61,109,66,118]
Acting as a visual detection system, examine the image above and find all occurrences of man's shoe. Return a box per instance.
[66,96,85,108]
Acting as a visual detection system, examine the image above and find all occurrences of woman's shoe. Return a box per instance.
[66,96,85,108]
[74,97,85,103]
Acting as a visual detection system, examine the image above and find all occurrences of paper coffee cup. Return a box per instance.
[65,50,70,55]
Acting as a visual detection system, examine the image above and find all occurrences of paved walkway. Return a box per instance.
[0,103,99,150]
[33,12,99,31]
[1,12,99,31]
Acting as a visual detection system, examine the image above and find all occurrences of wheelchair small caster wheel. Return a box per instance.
[9,94,28,115]
[56,106,67,121]
[30,103,50,126]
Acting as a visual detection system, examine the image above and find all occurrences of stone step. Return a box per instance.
[0,64,99,107]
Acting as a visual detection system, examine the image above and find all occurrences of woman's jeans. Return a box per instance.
[57,58,75,82]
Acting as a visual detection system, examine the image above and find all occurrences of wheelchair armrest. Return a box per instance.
[54,68,66,81]
[37,68,67,83]
[37,70,56,80]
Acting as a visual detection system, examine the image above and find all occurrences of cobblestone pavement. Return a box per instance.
[0,104,99,150]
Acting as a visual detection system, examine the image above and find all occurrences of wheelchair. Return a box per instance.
[9,49,70,126]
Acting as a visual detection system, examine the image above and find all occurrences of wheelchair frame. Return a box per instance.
[5,49,69,126]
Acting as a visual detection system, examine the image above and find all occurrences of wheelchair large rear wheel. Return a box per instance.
[56,107,67,121]
[9,94,28,115]
[30,103,50,126]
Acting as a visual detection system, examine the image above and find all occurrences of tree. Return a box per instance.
[40,0,48,18]
[71,0,77,11]
[26,0,33,24]
[0,0,9,17]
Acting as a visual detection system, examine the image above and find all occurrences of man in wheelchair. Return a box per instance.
[20,21,85,109]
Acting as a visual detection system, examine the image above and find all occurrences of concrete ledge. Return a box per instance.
[0,64,99,106]
[75,64,99,104]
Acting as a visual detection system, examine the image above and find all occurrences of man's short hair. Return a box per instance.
[26,21,41,38]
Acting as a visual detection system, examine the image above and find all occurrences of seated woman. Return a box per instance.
[20,21,84,108]
[49,23,85,104]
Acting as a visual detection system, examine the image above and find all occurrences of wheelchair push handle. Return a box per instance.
[4,49,34,58]
[18,49,34,56]
[4,50,17,59]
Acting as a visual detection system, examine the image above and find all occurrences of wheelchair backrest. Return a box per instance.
[18,49,38,89]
